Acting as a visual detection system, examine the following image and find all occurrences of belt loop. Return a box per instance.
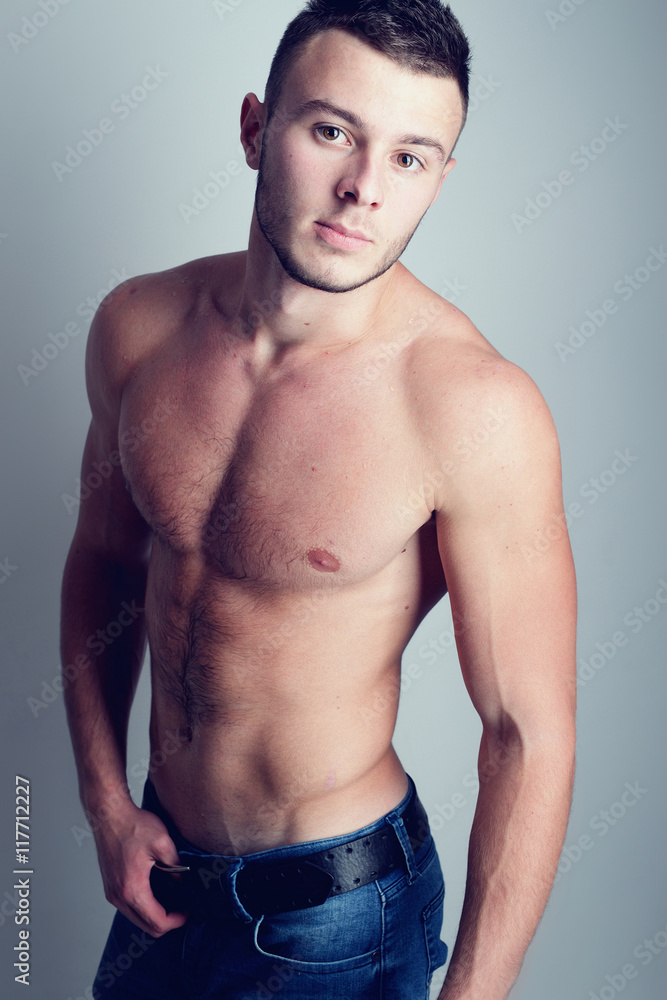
[183,853,254,923]
[224,858,255,924]
[385,777,418,882]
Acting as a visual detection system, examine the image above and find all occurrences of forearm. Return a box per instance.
[438,725,575,1000]
[61,544,148,815]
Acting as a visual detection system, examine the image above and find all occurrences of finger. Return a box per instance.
[117,869,187,937]
[121,895,188,938]
[149,832,183,870]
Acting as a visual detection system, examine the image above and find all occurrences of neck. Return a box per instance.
[230,213,402,364]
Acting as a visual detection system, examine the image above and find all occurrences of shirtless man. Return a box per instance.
[61,2,577,998]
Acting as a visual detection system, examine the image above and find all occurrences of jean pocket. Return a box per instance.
[253,882,382,972]
[423,882,448,981]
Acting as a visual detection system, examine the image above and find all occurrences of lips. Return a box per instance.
[318,221,370,241]
[314,221,372,251]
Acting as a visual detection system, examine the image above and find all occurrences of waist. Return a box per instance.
[145,771,423,858]
[144,773,432,920]
[148,719,408,853]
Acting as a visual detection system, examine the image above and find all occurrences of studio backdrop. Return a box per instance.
[1,1,666,998]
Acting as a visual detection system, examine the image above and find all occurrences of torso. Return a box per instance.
[117,252,497,854]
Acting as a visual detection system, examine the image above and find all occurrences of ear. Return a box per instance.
[240,93,266,170]
[430,157,457,207]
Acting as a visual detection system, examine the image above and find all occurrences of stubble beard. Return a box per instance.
[254,133,426,295]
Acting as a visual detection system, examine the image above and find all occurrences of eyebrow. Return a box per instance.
[293,99,447,162]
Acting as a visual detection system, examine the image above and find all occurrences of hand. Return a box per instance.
[92,798,189,937]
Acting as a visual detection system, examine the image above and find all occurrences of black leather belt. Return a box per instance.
[150,789,430,918]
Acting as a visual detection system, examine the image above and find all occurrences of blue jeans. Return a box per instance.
[92,776,448,999]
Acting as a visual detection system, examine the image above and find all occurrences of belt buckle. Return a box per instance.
[237,858,335,917]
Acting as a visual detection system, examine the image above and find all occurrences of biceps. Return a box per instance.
[71,419,152,561]
[436,510,577,737]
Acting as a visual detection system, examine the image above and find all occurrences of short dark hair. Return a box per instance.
[265,0,472,135]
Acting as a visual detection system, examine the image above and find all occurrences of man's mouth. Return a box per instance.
[314,221,372,251]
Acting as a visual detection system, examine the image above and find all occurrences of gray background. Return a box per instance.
[1,1,666,997]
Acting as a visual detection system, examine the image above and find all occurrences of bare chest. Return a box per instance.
[120,356,431,590]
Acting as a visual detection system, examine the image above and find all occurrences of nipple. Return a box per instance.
[307,548,341,573]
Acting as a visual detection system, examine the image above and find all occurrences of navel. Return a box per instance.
[307,548,341,573]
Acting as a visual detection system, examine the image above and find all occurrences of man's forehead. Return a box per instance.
[278,28,464,140]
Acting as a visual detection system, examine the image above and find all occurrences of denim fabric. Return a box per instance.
[92,776,448,999]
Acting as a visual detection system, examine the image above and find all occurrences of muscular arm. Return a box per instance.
[432,363,577,1000]
[61,284,186,936]
[61,425,149,815]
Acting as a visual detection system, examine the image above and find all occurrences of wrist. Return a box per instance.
[80,777,135,823]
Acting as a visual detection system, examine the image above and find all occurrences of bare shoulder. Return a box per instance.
[84,253,237,416]
[403,293,561,512]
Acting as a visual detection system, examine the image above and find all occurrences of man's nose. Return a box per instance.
[336,153,385,209]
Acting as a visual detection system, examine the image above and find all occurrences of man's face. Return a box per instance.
[253,29,463,294]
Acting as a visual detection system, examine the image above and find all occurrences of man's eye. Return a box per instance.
[397,153,420,170]
[317,126,343,142]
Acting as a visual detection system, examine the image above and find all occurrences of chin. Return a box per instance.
[289,259,386,295]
